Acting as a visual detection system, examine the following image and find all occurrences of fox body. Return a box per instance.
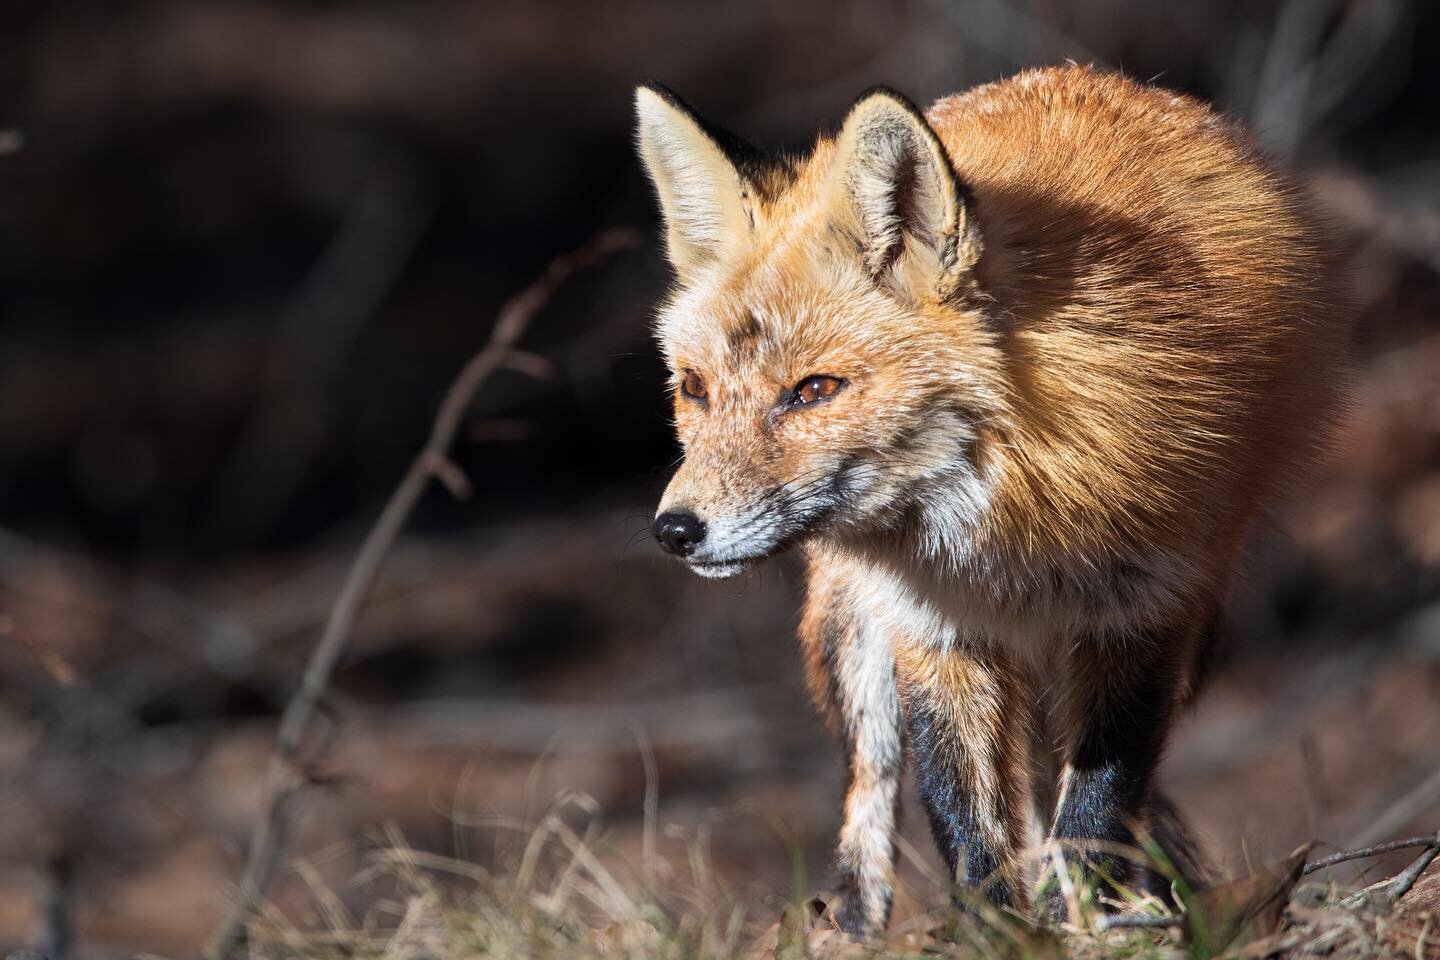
[635,65,1347,933]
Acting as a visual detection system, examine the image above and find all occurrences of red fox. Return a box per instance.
[635,65,1348,934]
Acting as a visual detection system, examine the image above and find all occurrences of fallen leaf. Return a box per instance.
[1187,844,1312,951]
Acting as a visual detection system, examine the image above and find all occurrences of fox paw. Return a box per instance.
[812,891,877,939]
[753,893,875,955]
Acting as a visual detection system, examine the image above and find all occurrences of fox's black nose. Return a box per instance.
[653,510,706,557]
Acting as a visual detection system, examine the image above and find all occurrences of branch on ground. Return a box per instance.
[205,228,638,960]
[1304,832,1440,876]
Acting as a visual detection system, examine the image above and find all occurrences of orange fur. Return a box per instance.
[638,65,1351,934]
[895,640,1033,900]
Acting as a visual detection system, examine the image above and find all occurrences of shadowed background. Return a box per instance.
[2,1,1440,955]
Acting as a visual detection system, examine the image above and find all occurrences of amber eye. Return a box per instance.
[680,369,707,402]
[793,375,845,406]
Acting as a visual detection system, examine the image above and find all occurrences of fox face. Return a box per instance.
[634,65,1349,935]
[637,84,1004,578]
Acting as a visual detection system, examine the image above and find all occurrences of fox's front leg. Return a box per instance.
[897,641,1032,911]
[1046,611,1202,918]
[800,572,903,937]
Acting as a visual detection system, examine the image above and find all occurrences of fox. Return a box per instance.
[634,64,1348,935]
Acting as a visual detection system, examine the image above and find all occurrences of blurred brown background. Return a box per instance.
[2,1,1439,956]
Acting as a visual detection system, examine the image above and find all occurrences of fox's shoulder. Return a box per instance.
[918,64,1331,301]
[928,63,1237,147]
[926,65,1273,210]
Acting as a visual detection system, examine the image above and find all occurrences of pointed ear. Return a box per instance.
[634,82,767,276]
[824,88,981,301]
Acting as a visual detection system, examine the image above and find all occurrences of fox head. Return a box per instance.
[636,83,1006,578]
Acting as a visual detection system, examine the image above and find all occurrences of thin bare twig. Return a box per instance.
[1384,844,1440,903]
[1094,834,1440,937]
[0,611,76,686]
[206,228,637,960]
[1340,840,1440,909]
[1306,833,1440,876]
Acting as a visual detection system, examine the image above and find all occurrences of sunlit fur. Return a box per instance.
[637,65,1350,934]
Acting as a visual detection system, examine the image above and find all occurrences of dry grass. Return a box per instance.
[236,792,1440,960]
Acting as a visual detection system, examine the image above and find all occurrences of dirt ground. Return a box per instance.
[2,1,1439,956]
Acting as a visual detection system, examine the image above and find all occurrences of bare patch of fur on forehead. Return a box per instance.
[654,275,755,369]
[656,287,855,379]
[655,246,881,366]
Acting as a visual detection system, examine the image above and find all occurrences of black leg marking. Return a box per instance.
[1050,644,1182,913]
[900,647,1033,913]
[908,694,1017,909]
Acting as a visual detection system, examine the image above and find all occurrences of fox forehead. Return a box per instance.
[654,252,911,379]
[659,283,813,374]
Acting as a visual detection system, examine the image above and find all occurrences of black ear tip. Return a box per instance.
[851,85,923,115]
[635,79,685,111]
[846,84,915,107]
[854,84,911,101]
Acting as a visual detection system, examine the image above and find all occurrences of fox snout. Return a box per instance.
[651,487,776,579]
[652,452,852,578]
[651,509,784,578]
[652,509,705,557]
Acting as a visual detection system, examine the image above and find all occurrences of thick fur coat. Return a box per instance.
[637,65,1349,934]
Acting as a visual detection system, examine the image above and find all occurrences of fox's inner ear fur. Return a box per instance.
[635,83,767,277]
[825,88,981,301]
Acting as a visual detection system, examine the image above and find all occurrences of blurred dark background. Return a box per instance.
[2,1,1439,955]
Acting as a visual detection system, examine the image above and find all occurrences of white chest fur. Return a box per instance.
[832,543,1197,662]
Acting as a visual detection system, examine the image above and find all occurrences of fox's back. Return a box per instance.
[925,66,1348,581]
[638,70,1350,929]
